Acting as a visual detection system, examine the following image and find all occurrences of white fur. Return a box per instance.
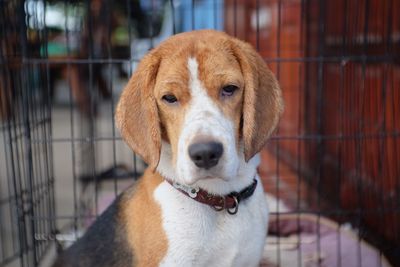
[154,175,268,267]
[155,57,269,266]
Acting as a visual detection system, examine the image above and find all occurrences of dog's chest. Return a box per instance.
[153,180,268,267]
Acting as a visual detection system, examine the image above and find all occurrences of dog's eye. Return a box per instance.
[221,85,238,97]
[162,94,178,104]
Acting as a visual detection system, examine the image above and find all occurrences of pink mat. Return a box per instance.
[261,214,391,267]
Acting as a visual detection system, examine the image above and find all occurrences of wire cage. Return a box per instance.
[0,1,56,266]
[0,0,399,267]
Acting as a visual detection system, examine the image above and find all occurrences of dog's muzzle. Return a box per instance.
[188,141,223,169]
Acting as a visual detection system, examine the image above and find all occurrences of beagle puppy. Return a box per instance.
[53,30,283,267]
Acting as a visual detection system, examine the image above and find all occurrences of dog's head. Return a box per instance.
[116,30,282,191]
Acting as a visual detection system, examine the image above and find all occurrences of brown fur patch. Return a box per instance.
[229,36,284,161]
[121,171,168,267]
[154,54,191,164]
[115,52,162,170]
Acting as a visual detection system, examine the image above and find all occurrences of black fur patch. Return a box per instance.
[53,195,134,267]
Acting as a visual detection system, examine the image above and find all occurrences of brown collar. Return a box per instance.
[166,178,258,215]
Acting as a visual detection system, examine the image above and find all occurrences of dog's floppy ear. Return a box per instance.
[115,52,161,170]
[231,38,283,162]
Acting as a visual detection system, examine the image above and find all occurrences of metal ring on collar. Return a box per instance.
[227,196,239,215]
[212,197,225,211]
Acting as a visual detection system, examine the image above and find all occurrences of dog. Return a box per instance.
[53,30,283,267]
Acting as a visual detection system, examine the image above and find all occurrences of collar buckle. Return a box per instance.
[172,182,199,198]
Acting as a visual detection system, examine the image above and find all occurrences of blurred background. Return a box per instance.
[0,0,399,266]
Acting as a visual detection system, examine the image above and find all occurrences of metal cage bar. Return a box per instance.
[0,0,399,266]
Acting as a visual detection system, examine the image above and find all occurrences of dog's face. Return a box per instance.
[116,30,282,188]
[154,47,245,185]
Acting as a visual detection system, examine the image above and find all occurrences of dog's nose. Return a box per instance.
[188,142,223,169]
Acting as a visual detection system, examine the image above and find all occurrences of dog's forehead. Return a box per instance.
[157,54,190,82]
[156,42,242,94]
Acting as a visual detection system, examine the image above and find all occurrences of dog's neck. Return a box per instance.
[156,142,260,196]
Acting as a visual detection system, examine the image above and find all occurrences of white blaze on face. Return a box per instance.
[175,58,240,185]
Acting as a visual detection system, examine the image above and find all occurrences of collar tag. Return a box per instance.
[172,182,200,198]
